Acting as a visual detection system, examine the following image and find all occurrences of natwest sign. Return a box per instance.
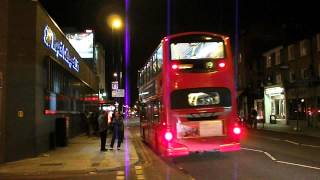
[43,25,80,72]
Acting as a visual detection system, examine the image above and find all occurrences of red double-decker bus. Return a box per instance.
[137,32,241,156]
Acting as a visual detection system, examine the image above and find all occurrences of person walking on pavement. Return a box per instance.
[81,111,90,137]
[109,111,124,150]
[98,111,108,152]
[250,108,258,129]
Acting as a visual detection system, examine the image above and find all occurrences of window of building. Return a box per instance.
[45,59,84,112]
[266,55,272,68]
[289,71,295,82]
[288,44,295,60]
[300,40,308,57]
[318,63,320,78]
[276,73,282,84]
[301,68,308,79]
[266,74,273,84]
[238,74,242,88]
[317,34,320,52]
[275,51,281,65]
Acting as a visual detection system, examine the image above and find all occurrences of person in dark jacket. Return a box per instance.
[109,111,124,150]
[250,108,258,129]
[98,111,108,151]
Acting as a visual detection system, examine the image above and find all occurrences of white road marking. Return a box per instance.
[242,146,320,171]
[117,171,125,175]
[135,165,143,170]
[253,134,320,149]
[116,176,125,180]
[263,152,277,161]
[284,140,299,145]
[136,169,143,175]
[277,161,320,171]
[136,174,145,179]
[242,147,276,161]
[241,147,264,153]
[135,165,145,180]
[300,144,320,148]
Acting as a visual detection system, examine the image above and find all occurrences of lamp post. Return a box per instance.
[108,14,123,112]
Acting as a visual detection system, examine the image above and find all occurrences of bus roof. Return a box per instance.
[162,32,229,41]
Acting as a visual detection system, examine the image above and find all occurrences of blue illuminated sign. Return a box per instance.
[43,25,80,72]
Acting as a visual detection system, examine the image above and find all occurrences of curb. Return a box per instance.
[248,127,320,139]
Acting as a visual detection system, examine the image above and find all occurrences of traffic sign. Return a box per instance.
[112,89,125,97]
[112,81,118,90]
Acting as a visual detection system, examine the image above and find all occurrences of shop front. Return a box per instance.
[264,86,287,124]
[1,0,98,162]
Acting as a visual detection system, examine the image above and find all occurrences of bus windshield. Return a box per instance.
[170,41,224,60]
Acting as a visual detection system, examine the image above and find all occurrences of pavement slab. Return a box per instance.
[0,129,139,176]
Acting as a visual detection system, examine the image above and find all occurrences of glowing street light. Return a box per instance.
[107,14,123,31]
[112,19,122,29]
[113,72,118,77]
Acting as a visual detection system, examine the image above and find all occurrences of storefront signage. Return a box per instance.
[43,25,80,72]
[265,87,284,95]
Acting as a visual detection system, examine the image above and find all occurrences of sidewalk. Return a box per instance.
[0,128,139,176]
[256,122,320,138]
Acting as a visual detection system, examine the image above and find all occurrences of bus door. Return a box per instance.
[139,103,147,139]
[150,101,161,148]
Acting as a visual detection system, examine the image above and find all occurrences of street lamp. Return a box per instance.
[107,14,122,30]
[108,14,123,112]
[107,14,123,68]
[112,19,122,30]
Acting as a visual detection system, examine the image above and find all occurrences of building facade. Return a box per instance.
[237,26,267,121]
[95,43,107,99]
[263,33,320,127]
[0,0,98,162]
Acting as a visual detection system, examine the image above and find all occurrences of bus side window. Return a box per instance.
[156,44,163,71]
[147,103,153,123]
[141,103,147,121]
[153,55,158,74]
[153,101,160,123]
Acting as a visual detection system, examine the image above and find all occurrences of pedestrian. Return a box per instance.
[107,110,114,133]
[98,111,108,152]
[82,111,90,137]
[109,111,124,150]
[92,112,99,136]
[250,108,258,129]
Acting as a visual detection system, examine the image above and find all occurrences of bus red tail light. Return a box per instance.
[217,61,226,70]
[233,127,241,135]
[172,64,178,70]
[164,132,173,142]
[172,63,194,70]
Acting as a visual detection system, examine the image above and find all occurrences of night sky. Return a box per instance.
[39,0,319,105]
